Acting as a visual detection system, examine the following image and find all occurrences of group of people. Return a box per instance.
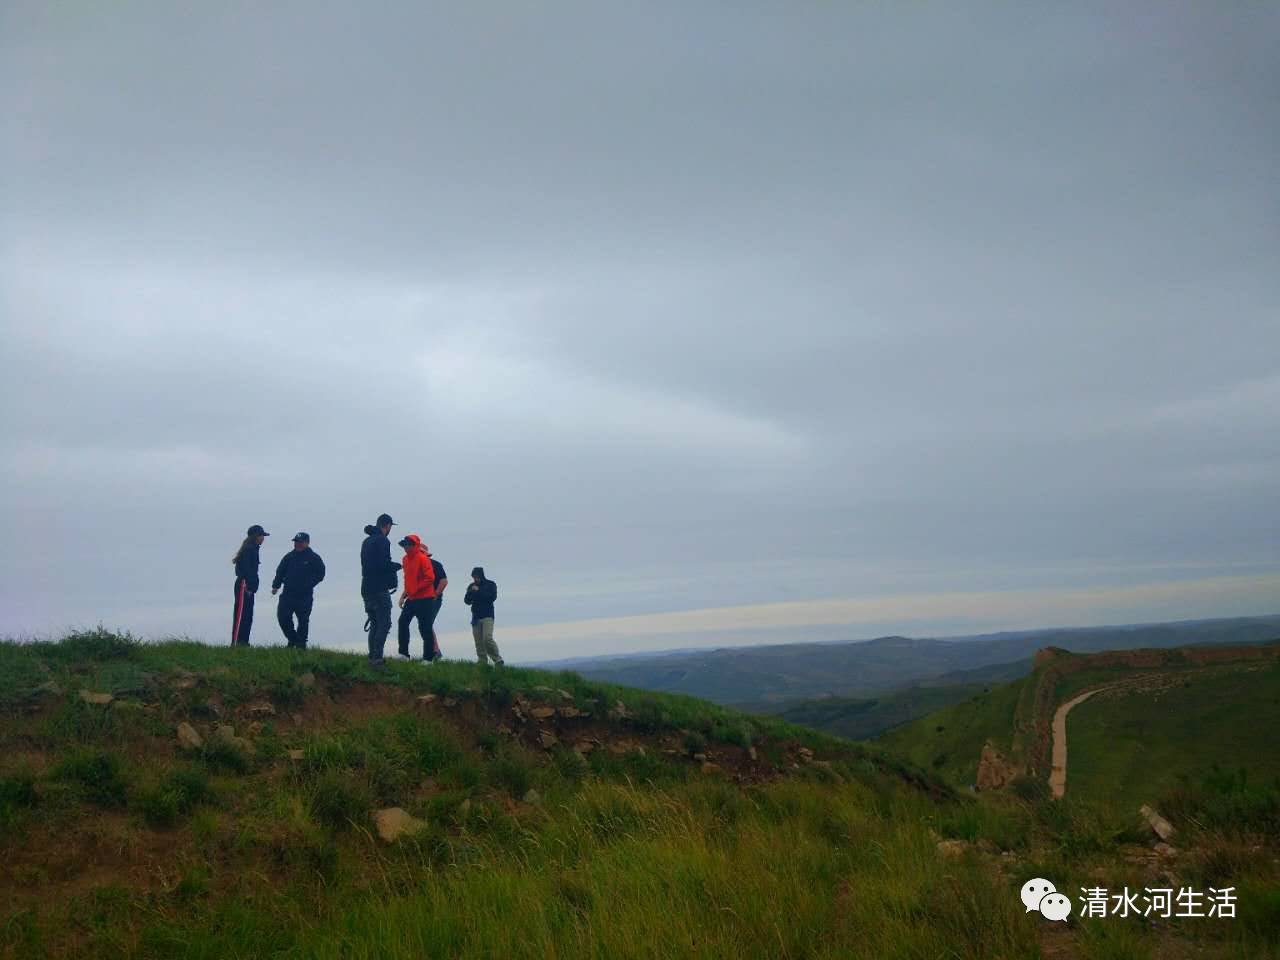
[231,513,503,670]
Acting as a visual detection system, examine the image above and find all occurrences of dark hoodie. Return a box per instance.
[360,525,401,597]
[464,569,497,622]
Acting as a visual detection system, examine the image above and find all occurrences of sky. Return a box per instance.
[2,2,1277,662]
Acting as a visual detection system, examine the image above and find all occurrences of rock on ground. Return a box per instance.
[1140,805,1176,842]
[176,722,204,751]
[976,740,1020,791]
[374,807,427,842]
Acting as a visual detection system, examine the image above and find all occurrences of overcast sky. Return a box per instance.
[2,2,1277,661]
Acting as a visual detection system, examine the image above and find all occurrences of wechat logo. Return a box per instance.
[1021,878,1072,922]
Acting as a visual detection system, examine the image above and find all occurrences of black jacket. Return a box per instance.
[272,548,326,597]
[234,543,261,593]
[464,578,497,621]
[360,530,400,597]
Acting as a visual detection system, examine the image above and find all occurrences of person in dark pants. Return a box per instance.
[464,566,503,666]
[271,532,326,649]
[428,551,447,660]
[360,513,401,669]
[396,534,437,660]
[231,524,269,646]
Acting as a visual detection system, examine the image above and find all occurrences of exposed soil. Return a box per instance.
[0,673,864,923]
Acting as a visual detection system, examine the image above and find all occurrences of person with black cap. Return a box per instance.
[271,532,326,649]
[231,524,269,646]
[360,513,401,668]
[464,566,503,666]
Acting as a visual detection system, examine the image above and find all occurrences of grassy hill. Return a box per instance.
[762,659,1030,741]
[878,677,1030,790]
[565,616,1280,707]
[877,641,1280,804]
[1064,660,1280,807]
[2,630,1278,959]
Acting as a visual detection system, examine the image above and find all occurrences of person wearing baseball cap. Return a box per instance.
[359,513,401,669]
[395,534,437,660]
[271,532,326,649]
[231,524,269,646]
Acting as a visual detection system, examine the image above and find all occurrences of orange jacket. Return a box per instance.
[400,534,436,600]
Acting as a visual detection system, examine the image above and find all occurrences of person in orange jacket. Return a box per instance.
[396,534,437,661]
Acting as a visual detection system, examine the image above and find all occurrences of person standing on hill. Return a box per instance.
[396,534,437,660]
[231,524,269,646]
[464,566,503,666]
[360,513,401,669]
[428,550,447,661]
[271,532,326,649]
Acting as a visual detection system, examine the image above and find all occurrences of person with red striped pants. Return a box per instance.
[231,524,269,646]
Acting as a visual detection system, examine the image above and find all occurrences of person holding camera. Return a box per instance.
[464,566,503,666]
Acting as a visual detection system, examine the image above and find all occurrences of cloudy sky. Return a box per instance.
[2,2,1277,661]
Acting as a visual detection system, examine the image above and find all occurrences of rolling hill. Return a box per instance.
[879,640,1280,802]
[557,615,1280,708]
[3,629,1279,959]
[766,658,1030,741]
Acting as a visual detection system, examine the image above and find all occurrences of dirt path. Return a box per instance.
[1049,687,1109,799]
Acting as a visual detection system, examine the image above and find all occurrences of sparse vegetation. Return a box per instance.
[0,631,1276,959]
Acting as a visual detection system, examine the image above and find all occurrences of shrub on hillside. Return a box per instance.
[308,771,372,832]
[1008,774,1049,804]
[0,770,38,811]
[488,751,535,799]
[1162,765,1280,835]
[200,738,251,774]
[682,731,708,756]
[139,766,212,827]
[55,628,141,662]
[52,749,129,808]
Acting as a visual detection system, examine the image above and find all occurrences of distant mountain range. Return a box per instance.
[545,615,1280,710]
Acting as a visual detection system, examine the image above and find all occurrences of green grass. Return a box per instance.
[770,682,993,740]
[877,678,1027,789]
[1064,662,1280,808]
[2,631,1278,959]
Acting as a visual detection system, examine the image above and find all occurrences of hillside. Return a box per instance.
[563,615,1280,707]
[764,659,1030,741]
[1059,660,1280,807]
[3,630,1279,960]
[879,641,1280,800]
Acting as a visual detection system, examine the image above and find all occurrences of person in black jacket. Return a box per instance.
[428,551,447,661]
[360,513,401,668]
[271,532,326,649]
[464,566,503,666]
[231,524,269,646]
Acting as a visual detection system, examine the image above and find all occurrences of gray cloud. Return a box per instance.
[2,2,1277,656]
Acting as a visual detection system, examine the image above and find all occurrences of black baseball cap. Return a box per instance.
[397,537,411,548]
[376,513,395,527]
[292,532,310,542]
[247,524,270,537]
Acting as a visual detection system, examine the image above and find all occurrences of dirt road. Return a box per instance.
[1049,687,1108,799]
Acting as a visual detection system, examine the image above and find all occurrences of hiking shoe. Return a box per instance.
[396,652,410,660]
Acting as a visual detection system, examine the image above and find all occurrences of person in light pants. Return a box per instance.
[464,566,503,666]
